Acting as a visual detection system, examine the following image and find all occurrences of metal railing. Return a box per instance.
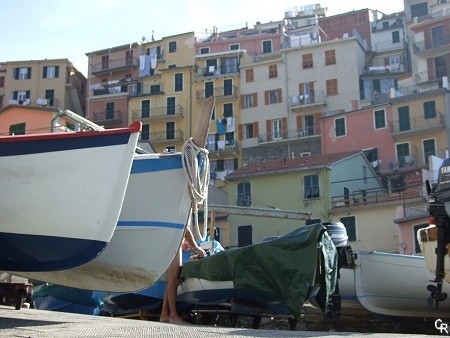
[196,86,238,100]
[289,91,326,108]
[91,110,123,125]
[149,129,184,143]
[258,125,321,143]
[390,113,444,134]
[90,57,139,74]
[413,33,450,54]
[131,105,183,120]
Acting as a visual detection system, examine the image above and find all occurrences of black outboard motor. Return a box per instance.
[323,222,355,319]
[426,158,450,308]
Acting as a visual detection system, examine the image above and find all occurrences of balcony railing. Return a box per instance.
[129,83,164,97]
[91,110,123,126]
[206,140,239,155]
[131,105,183,121]
[196,86,238,100]
[331,184,422,210]
[196,64,240,78]
[258,126,321,143]
[390,113,445,135]
[149,129,184,144]
[90,57,139,74]
[289,91,327,109]
[413,34,450,55]
[415,67,449,84]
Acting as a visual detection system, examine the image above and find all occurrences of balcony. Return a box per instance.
[415,67,449,85]
[206,140,239,157]
[362,63,404,76]
[330,184,422,210]
[92,110,123,126]
[129,83,164,97]
[149,129,184,144]
[258,126,321,143]
[289,91,327,112]
[196,86,238,100]
[390,113,445,138]
[413,34,450,58]
[195,64,240,79]
[131,105,184,122]
[90,57,139,75]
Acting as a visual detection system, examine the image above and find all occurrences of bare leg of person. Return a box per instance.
[160,248,187,324]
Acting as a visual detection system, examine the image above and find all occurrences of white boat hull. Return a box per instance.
[15,153,192,292]
[1,123,140,271]
[348,251,450,317]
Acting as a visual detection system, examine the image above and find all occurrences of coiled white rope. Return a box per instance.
[182,138,210,242]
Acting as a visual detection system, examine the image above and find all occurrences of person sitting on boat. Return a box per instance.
[160,225,206,324]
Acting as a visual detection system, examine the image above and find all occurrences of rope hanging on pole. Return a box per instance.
[182,138,210,242]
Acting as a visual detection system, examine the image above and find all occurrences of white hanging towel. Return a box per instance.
[139,55,146,70]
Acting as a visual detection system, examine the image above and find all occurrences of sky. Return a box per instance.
[1,0,405,76]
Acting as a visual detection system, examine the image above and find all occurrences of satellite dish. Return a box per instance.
[142,36,146,42]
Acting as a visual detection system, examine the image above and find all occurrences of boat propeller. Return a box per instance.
[427,284,447,309]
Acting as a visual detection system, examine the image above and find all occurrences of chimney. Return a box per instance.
[351,100,358,110]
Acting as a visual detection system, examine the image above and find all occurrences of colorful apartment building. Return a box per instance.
[2,59,86,116]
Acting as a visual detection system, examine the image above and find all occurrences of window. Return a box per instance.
[265,89,282,104]
[392,31,400,43]
[14,67,31,80]
[326,79,338,96]
[174,73,183,92]
[423,101,436,119]
[302,53,313,69]
[272,119,282,140]
[304,174,320,199]
[168,41,177,53]
[245,68,254,83]
[167,97,175,115]
[223,79,233,96]
[0,76,4,87]
[230,43,239,50]
[411,3,428,18]
[166,121,175,139]
[141,99,150,118]
[12,90,30,102]
[105,102,114,119]
[9,123,25,135]
[204,82,214,98]
[125,50,133,65]
[223,103,233,118]
[200,47,209,54]
[242,93,257,108]
[45,89,55,106]
[334,117,346,137]
[396,142,410,165]
[340,216,356,241]
[43,66,59,79]
[268,64,277,78]
[102,55,109,70]
[237,182,251,206]
[374,109,386,129]
[423,139,436,164]
[398,106,410,131]
[150,84,161,94]
[141,124,150,140]
[262,40,272,53]
[244,123,254,139]
[238,225,253,247]
[222,56,238,73]
[225,132,234,145]
[325,50,336,65]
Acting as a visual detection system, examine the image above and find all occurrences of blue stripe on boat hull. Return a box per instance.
[0,133,131,157]
[130,156,182,174]
[0,232,106,272]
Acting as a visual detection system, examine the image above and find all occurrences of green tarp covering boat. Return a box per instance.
[179,223,338,318]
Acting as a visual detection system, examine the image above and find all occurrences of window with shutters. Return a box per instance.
[268,64,277,78]
[326,79,338,96]
[14,67,31,80]
[245,68,254,83]
[265,89,282,105]
[325,50,336,65]
[43,66,59,79]
[302,53,313,69]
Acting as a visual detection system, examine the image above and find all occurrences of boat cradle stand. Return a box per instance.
[0,282,32,310]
